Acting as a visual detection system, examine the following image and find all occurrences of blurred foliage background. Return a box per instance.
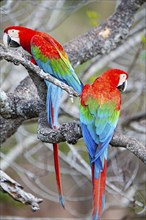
[0,0,146,219]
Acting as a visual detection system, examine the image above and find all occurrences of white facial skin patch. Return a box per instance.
[8,29,20,45]
[117,74,127,92]
[3,29,20,47]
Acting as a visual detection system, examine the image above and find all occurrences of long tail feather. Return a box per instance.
[92,160,107,220]
[46,82,64,207]
[53,143,65,208]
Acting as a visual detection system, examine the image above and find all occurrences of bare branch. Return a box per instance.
[38,117,146,164]
[0,44,79,97]
[37,111,82,144]
[82,31,143,81]
[0,170,43,211]
[111,131,146,164]
[64,0,145,66]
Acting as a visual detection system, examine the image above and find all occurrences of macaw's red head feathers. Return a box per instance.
[3,26,38,54]
[94,68,128,92]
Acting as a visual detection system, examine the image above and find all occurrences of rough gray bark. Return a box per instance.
[0,76,40,143]
[0,170,43,211]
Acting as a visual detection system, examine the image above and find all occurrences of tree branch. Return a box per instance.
[0,44,79,97]
[0,170,43,211]
[0,0,145,164]
[0,76,41,144]
[0,77,40,119]
[37,117,146,165]
[64,0,145,66]
[111,131,146,164]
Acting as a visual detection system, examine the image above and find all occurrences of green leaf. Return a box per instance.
[86,10,100,27]
[141,35,146,44]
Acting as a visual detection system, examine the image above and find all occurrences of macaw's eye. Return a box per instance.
[121,74,126,79]
[10,30,15,34]
[8,29,18,37]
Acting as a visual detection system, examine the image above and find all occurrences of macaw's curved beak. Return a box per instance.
[3,33,20,48]
[117,80,127,92]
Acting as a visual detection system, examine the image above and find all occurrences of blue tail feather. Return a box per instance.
[45,81,62,127]
[59,195,65,209]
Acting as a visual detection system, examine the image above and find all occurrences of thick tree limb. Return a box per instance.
[0,76,40,144]
[38,113,82,144]
[0,76,40,119]
[0,170,43,211]
[64,0,145,66]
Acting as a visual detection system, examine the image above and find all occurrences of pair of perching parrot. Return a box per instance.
[3,26,128,220]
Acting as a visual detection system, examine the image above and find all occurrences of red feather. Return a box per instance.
[53,143,64,208]
[92,161,107,219]
[4,26,64,57]
[51,105,64,208]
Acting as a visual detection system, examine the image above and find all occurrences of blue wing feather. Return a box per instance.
[81,123,97,159]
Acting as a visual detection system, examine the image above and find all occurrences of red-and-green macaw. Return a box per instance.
[80,69,128,220]
[3,26,83,208]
